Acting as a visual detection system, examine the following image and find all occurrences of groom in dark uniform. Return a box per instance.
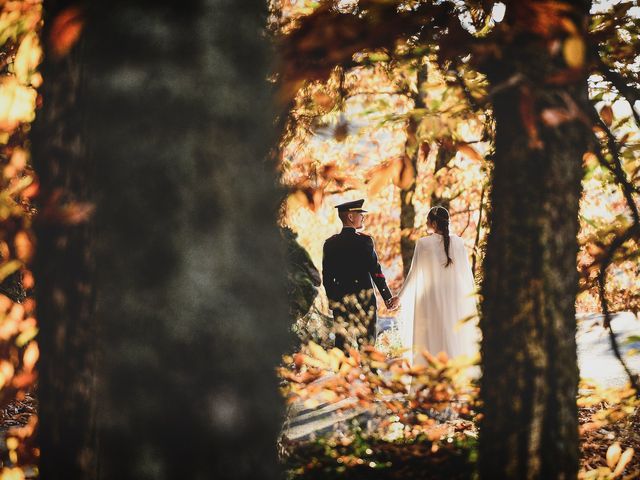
[322,199,399,350]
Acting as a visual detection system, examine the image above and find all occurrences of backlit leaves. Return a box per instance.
[49,6,84,59]
[563,35,586,69]
[599,104,613,127]
[0,77,37,132]
[0,0,42,474]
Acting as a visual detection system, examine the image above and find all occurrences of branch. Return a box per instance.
[278,1,471,101]
[589,102,640,223]
[471,183,486,277]
[596,223,640,395]
[599,62,640,128]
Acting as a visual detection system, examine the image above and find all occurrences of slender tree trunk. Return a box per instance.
[400,115,418,277]
[31,2,98,478]
[478,2,590,478]
[400,65,427,276]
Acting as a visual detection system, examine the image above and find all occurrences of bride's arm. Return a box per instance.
[398,240,421,298]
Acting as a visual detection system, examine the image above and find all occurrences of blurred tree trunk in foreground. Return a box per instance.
[478,1,590,478]
[31,1,98,478]
[34,0,288,478]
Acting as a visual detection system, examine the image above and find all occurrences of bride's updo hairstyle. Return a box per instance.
[428,206,453,267]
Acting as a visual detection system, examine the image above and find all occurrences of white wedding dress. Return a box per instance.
[396,233,480,365]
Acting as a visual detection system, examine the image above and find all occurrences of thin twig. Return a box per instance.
[599,62,640,128]
[587,100,640,393]
[596,224,640,395]
[471,183,486,277]
[589,103,640,222]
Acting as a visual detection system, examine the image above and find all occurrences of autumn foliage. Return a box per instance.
[0,0,42,475]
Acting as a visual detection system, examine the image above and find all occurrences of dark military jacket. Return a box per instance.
[322,227,392,306]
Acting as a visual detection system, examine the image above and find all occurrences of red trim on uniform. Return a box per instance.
[374,273,385,278]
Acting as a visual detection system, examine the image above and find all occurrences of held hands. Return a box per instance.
[385,295,400,310]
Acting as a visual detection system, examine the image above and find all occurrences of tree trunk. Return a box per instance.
[31,1,98,478]
[34,0,288,478]
[400,64,427,277]
[478,2,590,478]
[400,115,418,277]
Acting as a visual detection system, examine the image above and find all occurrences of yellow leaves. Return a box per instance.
[591,444,636,479]
[611,448,634,478]
[13,32,41,84]
[22,341,38,372]
[0,260,22,283]
[0,77,37,132]
[308,340,331,364]
[563,35,586,69]
[49,6,84,59]
[15,325,37,348]
[0,467,25,480]
[607,442,622,469]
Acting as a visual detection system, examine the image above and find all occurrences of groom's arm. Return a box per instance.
[322,241,339,302]
[364,236,393,303]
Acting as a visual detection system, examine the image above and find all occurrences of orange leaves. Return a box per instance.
[4,148,28,179]
[366,155,415,196]
[49,6,84,59]
[514,1,577,39]
[312,91,336,111]
[40,190,95,225]
[456,143,482,163]
[0,2,39,471]
[287,163,360,212]
[280,341,479,432]
[519,85,543,150]
[599,105,613,127]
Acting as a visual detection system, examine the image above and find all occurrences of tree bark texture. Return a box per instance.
[478,2,591,478]
[31,1,98,478]
[400,65,427,277]
[83,1,289,478]
[34,0,288,478]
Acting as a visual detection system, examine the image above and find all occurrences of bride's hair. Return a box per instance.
[428,206,453,267]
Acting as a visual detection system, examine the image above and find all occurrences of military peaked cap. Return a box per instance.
[335,199,367,213]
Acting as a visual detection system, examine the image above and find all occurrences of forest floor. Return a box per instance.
[0,393,37,477]
[0,314,636,478]
[282,312,640,479]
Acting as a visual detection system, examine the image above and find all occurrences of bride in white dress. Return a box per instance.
[396,206,480,366]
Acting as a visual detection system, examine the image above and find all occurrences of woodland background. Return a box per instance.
[0,0,638,479]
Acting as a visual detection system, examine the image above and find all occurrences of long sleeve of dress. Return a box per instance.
[396,241,422,362]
